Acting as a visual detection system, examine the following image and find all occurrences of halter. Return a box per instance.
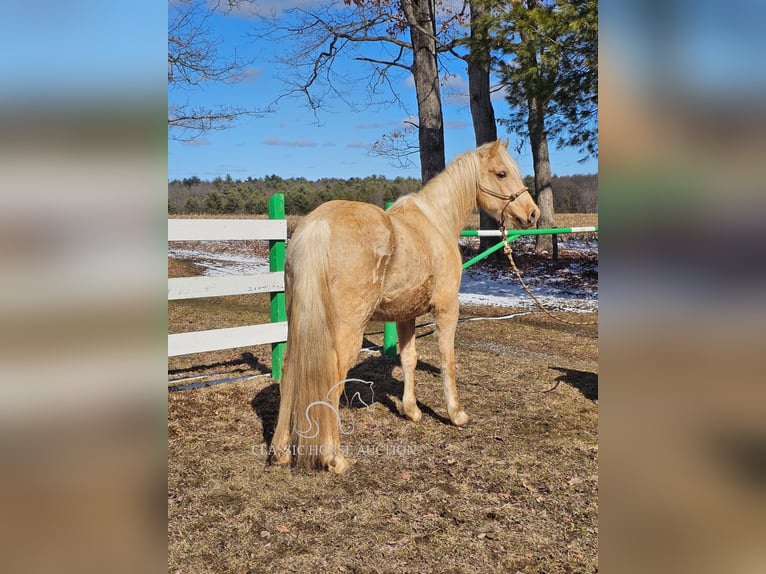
[480,182,597,326]
[478,183,530,225]
[479,184,529,203]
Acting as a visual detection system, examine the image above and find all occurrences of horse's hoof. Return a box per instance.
[405,406,423,423]
[325,455,349,474]
[270,452,291,466]
[450,411,471,427]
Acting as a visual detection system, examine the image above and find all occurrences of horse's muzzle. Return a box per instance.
[506,209,538,230]
[524,208,539,228]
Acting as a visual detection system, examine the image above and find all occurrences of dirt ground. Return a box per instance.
[168,214,598,573]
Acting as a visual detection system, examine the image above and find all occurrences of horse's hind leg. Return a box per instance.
[397,318,422,422]
[434,300,470,427]
[319,321,366,474]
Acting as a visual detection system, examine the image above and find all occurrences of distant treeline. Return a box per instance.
[168,173,597,216]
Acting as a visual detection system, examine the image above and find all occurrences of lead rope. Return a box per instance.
[498,223,598,326]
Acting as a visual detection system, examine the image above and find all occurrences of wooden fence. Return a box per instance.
[168,194,287,379]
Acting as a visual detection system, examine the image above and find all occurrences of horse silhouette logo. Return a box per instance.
[295,379,375,439]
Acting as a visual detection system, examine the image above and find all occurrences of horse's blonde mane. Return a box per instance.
[393,142,519,239]
[392,150,477,239]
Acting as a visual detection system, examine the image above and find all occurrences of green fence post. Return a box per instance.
[269,193,287,380]
[383,201,398,357]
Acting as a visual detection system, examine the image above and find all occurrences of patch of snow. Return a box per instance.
[459,266,597,312]
[170,238,598,311]
[168,247,270,276]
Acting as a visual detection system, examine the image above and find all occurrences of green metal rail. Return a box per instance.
[460,226,598,269]
[381,224,599,357]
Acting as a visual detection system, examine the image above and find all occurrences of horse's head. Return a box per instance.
[476,139,539,230]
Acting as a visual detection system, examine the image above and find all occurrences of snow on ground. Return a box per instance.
[459,266,597,312]
[458,236,598,312]
[169,241,270,276]
[169,236,598,311]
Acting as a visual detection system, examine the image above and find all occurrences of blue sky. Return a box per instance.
[1,1,165,103]
[168,2,597,181]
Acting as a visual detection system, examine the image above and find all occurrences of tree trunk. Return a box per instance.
[402,0,445,184]
[520,2,556,256]
[467,0,499,254]
[528,94,556,255]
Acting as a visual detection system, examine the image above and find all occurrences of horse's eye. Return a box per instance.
[496,171,506,179]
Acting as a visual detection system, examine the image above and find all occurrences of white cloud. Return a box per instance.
[404,73,473,105]
[490,83,511,103]
[182,138,211,147]
[215,164,249,173]
[262,137,318,148]
[442,74,469,90]
[355,121,390,129]
[441,73,469,105]
[239,67,264,83]
[400,115,418,128]
[212,0,326,18]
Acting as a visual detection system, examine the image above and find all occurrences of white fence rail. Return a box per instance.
[168,273,285,300]
[168,219,286,241]
[168,218,287,358]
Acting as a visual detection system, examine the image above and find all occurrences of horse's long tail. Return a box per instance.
[271,217,342,471]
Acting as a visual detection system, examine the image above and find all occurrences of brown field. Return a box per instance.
[170,211,597,240]
[462,211,597,231]
[168,217,598,573]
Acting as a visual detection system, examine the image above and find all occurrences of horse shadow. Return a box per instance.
[250,353,449,445]
[549,366,598,401]
[169,351,266,378]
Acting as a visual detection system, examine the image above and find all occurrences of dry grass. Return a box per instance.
[462,212,597,230]
[168,248,598,572]
[463,212,598,243]
[171,212,596,240]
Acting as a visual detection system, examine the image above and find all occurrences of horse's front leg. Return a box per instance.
[397,318,422,422]
[433,301,470,427]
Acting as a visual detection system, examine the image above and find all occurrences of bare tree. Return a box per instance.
[262,0,470,183]
[465,0,501,252]
[168,0,268,141]
[400,0,446,182]
[266,0,512,245]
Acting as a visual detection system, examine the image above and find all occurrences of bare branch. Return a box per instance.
[369,122,419,169]
[168,0,267,137]
[168,102,273,142]
[262,3,418,116]
[353,48,409,72]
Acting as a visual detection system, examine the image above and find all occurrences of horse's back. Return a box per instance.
[295,200,393,260]
[299,199,385,231]
[290,201,394,313]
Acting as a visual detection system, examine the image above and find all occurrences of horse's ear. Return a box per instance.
[503,138,509,149]
[489,138,502,157]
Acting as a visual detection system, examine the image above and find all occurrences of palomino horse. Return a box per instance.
[270,139,539,473]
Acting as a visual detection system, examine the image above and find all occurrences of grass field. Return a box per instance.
[170,211,597,239]
[168,213,598,573]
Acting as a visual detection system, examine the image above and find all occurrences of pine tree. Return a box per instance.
[483,0,597,253]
